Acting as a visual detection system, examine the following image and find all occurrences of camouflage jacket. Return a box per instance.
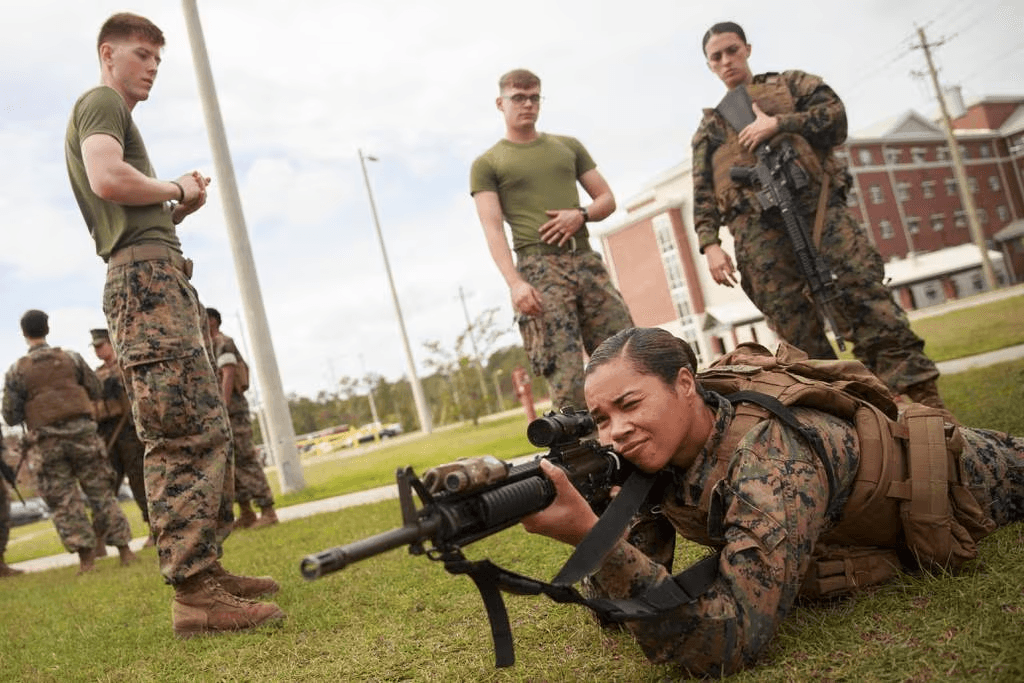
[591,391,861,675]
[691,70,849,252]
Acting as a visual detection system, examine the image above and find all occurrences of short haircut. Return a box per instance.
[206,307,222,326]
[701,21,747,55]
[498,69,541,92]
[20,310,49,339]
[586,327,706,399]
[97,12,165,52]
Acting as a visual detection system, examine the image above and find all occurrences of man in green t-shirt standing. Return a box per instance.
[64,12,284,638]
[470,69,633,412]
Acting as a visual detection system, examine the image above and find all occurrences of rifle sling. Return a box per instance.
[812,174,830,249]
[551,469,662,586]
[444,552,720,669]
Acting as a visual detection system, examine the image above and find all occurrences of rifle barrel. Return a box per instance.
[300,518,440,580]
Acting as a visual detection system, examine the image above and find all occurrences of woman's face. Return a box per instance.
[584,356,705,473]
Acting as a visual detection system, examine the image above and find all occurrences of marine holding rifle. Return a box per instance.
[692,21,945,408]
[522,327,1024,676]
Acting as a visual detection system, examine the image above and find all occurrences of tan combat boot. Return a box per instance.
[234,501,257,529]
[77,548,96,575]
[903,379,946,410]
[117,545,137,567]
[210,561,280,599]
[94,534,108,558]
[172,570,285,639]
[250,505,279,529]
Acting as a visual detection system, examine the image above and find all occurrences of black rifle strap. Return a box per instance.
[445,552,721,668]
[722,390,840,521]
[551,469,662,586]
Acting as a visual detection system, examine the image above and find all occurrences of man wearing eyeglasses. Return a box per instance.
[471,69,633,412]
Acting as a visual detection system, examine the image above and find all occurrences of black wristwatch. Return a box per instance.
[578,207,589,223]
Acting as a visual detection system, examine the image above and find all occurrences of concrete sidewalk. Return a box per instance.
[10,341,1024,575]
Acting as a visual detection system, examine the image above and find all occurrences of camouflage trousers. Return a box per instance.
[732,203,939,394]
[516,250,634,411]
[959,427,1024,527]
[228,395,274,508]
[34,417,132,553]
[104,258,234,585]
[0,477,9,555]
[97,417,148,523]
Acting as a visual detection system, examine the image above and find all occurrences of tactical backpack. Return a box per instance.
[697,342,996,597]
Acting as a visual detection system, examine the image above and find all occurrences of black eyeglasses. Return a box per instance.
[504,94,543,105]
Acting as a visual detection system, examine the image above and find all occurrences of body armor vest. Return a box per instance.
[92,363,128,423]
[706,75,836,221]
[668,342,995,595]
[18,347,93,430]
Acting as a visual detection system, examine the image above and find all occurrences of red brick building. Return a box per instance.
[598,95,1023,365]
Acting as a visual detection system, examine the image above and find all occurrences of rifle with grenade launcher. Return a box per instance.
[717,84,847,351]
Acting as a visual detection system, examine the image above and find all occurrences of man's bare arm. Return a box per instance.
[81,133,205,206]
[473,190,543,316]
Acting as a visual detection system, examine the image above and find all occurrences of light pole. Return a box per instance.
[358,149,433,434]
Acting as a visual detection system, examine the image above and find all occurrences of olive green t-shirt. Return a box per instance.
[469,133,596,250]
[65,86,181,260]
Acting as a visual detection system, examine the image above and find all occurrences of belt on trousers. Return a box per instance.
[515,237,593,257]
[107,244,193,280]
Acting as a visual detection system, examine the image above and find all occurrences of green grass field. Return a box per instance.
[1,293,1022,681]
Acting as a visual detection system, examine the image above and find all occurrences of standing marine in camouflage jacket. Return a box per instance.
[90,327,151,550]
[1,310,136,574]
[522,327,1023,676]
[691,21,944,409]
[206,308,277,530]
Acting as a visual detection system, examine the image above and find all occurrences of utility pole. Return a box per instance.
[457,286,493,412]
[181,1,305,492]
[915,26,998,290]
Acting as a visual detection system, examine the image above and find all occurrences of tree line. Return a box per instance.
[253,307,550,441]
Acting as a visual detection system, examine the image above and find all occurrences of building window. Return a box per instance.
[997,205,1010,222]
[972,273,984,291]
[931,214,944,231]
[980,144,991,158]
[977,208,988,224]
[954,210,967,228]
[968,177,978,194]
[884,148,902,164]
[896,182,911,202]
[907,217,920,234]
[869,185,884,204]
[654,213,699,354]
[960,145,970,160]
[879,219,894,239]
[988,175,1001,191]
[937,146,949,161]
[858,149,874,165]
[921,180,936,199]
[945,178,957,196]
[924,284,940,302]
[911,147,927,164]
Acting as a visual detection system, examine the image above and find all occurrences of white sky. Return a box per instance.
[1,0,1021,403]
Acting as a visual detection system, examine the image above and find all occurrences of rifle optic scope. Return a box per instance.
[526,408,596,447]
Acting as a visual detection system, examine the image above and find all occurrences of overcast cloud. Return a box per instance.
[0,0,1020,406]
